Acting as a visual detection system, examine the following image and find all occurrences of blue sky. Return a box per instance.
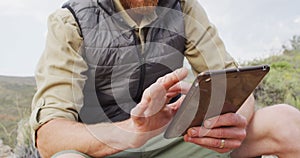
[1,0,300,76]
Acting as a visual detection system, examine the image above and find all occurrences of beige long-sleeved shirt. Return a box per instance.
[30,0,238,143]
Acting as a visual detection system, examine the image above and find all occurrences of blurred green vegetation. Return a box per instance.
[0,76,35,147]
[245,35,300,109]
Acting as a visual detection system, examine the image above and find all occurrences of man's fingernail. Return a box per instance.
[204,120,211,128]
[175,68,183,74]
[177,67,187,74]
[188,128,197,136]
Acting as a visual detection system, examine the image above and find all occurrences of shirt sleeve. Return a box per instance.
[29,8,88,144]
[181,0,239,74]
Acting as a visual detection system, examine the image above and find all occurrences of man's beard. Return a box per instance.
[120,0,159,15]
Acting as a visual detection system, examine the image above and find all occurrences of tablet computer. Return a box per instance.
[164,65,270,139]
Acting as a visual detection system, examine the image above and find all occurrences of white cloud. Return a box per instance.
[294,17,300,24]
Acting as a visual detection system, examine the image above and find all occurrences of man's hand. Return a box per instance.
[184,113,247,153]
[127,68,189,147]
[131,68,190,130]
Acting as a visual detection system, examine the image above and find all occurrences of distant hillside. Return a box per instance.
[0,76,35,85]
[0,76,36,147]
[247,35,300,109]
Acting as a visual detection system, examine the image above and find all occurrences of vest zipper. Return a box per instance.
[137,57,146,100]
[132,30,146,102]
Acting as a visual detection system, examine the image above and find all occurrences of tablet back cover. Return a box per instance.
[164,65,270,138]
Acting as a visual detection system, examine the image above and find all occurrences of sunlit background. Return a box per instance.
[1,0,300,76]
[0,1,299,157]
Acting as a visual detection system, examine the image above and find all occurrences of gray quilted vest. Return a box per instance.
[62,0,185,124]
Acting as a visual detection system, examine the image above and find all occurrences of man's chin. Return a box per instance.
[129,6,156,15]
[120,0,158,15]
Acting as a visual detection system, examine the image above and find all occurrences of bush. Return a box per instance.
[249,36,300,109]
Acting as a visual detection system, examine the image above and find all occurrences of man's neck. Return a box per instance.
[126,10,143,25]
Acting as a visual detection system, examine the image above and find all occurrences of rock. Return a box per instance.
[13,118,40,158]
[0,139,14,158]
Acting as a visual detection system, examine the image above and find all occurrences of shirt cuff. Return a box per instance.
[29,98,78,147]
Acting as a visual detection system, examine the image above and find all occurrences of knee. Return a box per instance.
[257,104,300,147]
[259,104,300,128]
[263,104,300,123]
